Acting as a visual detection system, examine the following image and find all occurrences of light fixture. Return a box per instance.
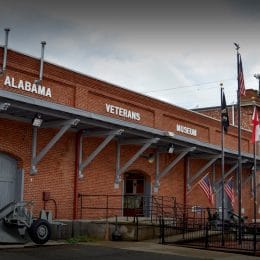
[147,153,155,163]
[167,144,174,154]
[32,113,43,127]
[165,131,175,137]
[142,153,155,163]
[0,102,10,111]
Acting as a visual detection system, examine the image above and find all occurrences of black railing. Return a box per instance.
[77,194,260,254]
[160,206,260,255]
[78,194,176,221]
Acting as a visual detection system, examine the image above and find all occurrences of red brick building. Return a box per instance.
[194,89,260,220]
[0,47,258,222]
[194,89,260,132]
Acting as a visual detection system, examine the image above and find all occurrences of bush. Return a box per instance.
[66,235,98,244]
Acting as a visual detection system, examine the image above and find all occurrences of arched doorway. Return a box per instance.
[0,152,23,209]
[123,171,151,217]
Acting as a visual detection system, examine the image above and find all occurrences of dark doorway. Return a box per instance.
[123,172,145,217]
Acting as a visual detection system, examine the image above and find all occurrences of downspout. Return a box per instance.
[183,156,189,222]
[73,130,83,220]
[184,156,187,208]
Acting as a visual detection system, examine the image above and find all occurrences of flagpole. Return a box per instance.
[221,85,225,246]
[252,100,257,253]
[253,137,257,253]
[235,43,242,242]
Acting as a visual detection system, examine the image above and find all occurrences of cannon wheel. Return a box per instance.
[28,219,51,244]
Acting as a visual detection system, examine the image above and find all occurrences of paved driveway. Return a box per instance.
[1,241,259,260]
[0,244,198,260]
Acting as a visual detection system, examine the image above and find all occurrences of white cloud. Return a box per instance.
[0,0,260,109]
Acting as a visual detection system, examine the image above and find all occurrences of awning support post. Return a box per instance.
[154,147,195,192]
[78,129,124,178]
[214,159,248,192]
[30,118,80,175]
[114,137,160,188]
[189,155,220,187]
[114,141,121,189]
[159,147,196,179]
[154,151,160,193]
[187,157,191,191]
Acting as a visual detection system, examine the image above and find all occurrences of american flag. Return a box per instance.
[224,177,235,208]
[199,174,214,205]
[238,54,246,96]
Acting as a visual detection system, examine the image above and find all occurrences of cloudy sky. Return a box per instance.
[0,0,260,109]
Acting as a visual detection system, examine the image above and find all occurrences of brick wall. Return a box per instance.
[0,48,257,220]
[0,48,253,154]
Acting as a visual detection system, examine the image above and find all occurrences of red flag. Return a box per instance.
[251,107,260,143]
[238,54,246,96]
[199,174,214,205]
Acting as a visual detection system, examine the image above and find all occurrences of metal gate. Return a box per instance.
[0,152,23,208]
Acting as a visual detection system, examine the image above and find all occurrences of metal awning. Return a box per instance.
[0,90,256,156]
[0,89,258,188]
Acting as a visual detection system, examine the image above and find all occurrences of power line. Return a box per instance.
[142,78,234,94]
[142,75,256,94]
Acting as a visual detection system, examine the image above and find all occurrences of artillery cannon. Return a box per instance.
[0,201,51,244]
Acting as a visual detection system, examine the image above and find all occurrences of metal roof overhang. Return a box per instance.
[0,89,258,167]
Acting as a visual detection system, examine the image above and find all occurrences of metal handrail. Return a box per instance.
[78,194,176,221]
